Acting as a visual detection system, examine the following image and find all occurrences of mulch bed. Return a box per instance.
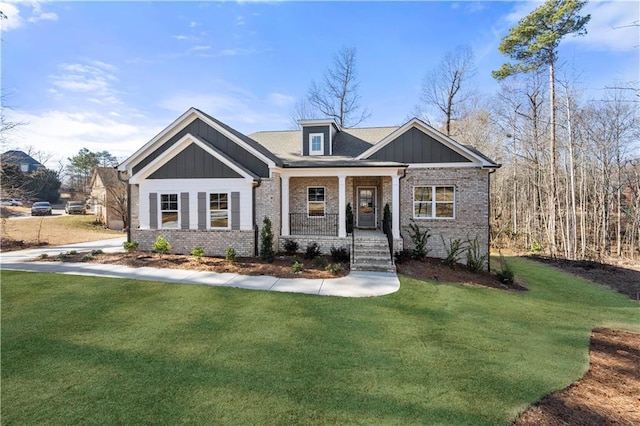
[512,328,640,425]
[37,251,350,279]
[396,257,528,291]
[528,255,640,301]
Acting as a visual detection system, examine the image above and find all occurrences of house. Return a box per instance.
[89,167,127,230]
[1,150,45,173]
[118,108,499,270]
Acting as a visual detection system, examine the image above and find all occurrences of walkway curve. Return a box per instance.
[0,238,400,297]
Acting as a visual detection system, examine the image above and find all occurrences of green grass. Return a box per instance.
[2,257,638,425]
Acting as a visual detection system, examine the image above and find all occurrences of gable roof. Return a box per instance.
[90,167,127,190]
[118,108,282,176]
[1,150,45,172]
[356,118,499,168]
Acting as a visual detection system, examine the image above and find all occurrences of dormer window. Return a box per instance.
[309,133,324,156]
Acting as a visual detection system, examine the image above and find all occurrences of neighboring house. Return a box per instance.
[89,167,127,230]
[118,108,499,270]
[1,150,45,173]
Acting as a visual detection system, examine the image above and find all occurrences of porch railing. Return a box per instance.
[289,213,338,236]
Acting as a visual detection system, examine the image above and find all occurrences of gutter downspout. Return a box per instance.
[116,168,131,243]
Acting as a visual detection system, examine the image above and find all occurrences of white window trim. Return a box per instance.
[307,186,326,218]
[309,133,324,156]
[412,185,456,220]
[209,192,230,230]
[159,193,180,229]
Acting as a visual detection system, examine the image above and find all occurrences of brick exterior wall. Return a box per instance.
[255,174,281,255]
[279,235,351,255]
[131,229,255,257]
[400,167,490,264]
[130,184,140,229]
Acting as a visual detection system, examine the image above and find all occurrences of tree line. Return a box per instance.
[294,0,639,261]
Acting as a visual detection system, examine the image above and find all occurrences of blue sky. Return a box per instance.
[1,0,638,167]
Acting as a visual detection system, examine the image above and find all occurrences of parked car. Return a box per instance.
[31,201,53,216]
[0,198,24,206]
[65,201,86,215]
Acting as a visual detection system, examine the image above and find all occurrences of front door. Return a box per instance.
[357,188,376,228]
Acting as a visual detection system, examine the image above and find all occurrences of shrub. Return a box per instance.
[330,246,350,263]
[123,240,138,254]
[313,256,328,269]
[56,252,69,261]
[69,250,77,255]
[38,253,49,259]
[441,236,467,268]
[496,253,515,285]
[346,202,354,233]
[394,249,412,264]
[325,263,343,275]
[283,238,299,255]
[405,221,431,260]
[82,254,95,261]
[465,236,488,273]
[225,246,236,265]
[260,217,274,263]
[91,249,103,255]
[153,236,171,258]
[191,246,205,263]
[292,260,304,273]
[304,242,321,260]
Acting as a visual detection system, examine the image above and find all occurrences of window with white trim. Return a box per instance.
[307,187,325,217]
[413,186,455,219]
[210,193,229,228]
[160,193,179,228]
[309,133,324,155]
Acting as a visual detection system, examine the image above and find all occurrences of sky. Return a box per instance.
[1,0,638,168]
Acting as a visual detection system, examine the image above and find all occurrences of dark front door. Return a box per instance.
[358,188,376,228]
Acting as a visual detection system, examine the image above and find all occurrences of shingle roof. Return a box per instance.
[93,167,126,189]
[248,126,398,163]
[1,150,45,172]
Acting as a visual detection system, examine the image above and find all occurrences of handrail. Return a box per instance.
[289,213,338,236]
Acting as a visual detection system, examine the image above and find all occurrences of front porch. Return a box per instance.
[280,170,403,240]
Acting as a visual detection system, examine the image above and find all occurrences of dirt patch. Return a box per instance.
[529,256,640,301]
[396,257,527,291]
[513,328,640,425]
[37,251,350,279]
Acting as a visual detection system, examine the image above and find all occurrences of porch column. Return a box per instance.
[338,174,346,238]
[281,175,290,236]
[392,174,400,239]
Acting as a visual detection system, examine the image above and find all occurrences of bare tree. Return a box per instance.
[305,46,370,128]
[420,45,476,136]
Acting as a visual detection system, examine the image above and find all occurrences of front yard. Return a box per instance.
[1,257,638,425]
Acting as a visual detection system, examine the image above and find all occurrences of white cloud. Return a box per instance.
[566,1,639,51]
[267,92,294,107]
[0,1,57,31]
[4,109,163,167]
[50,60,121,105]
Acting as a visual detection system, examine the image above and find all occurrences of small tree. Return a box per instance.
[225,246,236,265]
[191,246,205,263]
[405,221,431,260]
[260,217,274,262]
[346,202,354,234]
[153,236,171,259]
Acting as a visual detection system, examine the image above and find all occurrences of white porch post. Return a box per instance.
[281,175,290,236]
[392,174,400,239]
[338,174,346,238]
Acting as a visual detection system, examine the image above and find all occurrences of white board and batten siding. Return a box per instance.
[138,179,253,231]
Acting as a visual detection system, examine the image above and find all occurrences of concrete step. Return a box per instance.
[351,262,396,273]
[354,254,393,263]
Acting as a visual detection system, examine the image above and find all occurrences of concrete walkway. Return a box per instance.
[0,237,400,297]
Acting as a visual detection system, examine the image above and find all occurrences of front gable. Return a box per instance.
[357,118,498,168]
[119,108,279,179]
[148,143,242,179]
[368,127,471,164]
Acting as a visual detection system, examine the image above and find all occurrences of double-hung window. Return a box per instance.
[210,193,229,228]
[414,186,455,219]
[309,133,324,155]
[160,194,179,228]
[307,187,325,217]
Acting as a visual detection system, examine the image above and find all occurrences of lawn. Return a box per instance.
[1,214,121,250]
[1,257,638,425]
